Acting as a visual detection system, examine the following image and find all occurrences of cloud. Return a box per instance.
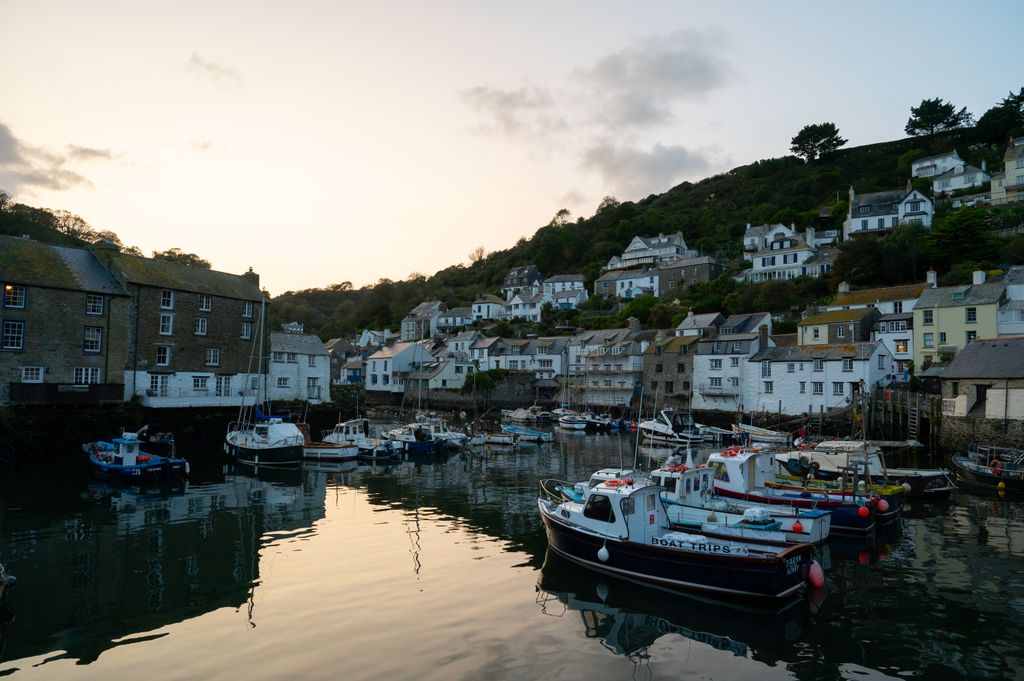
[461,84,567,138]
[577,28,731,128]
[190,139,214,152]
[0,121,92,194]
[185,53,242,88]
[557,189,588,206]
[581,141,726,197]
[67,144,115,161]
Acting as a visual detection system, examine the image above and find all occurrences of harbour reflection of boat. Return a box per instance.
[231,461,304,486]
[536,550,807,664]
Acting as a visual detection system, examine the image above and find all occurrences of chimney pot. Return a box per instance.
[926,269,938,287]
[972,270,986,286]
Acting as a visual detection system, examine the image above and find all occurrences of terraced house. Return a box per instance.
[0,235,131,405]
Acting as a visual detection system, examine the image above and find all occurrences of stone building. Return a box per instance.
[1,235,131,405]
[643,334,699,408]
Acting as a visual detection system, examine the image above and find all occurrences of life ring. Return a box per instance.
[990,459,1003,477]
[666,465,688,472]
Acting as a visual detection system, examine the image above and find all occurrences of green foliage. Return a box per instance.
[790,122,848,162]
[459,369,510,395]
[151,247,212,269]
[924,207,1000,272]
[974,87,1024,145]
[905,98,973,137]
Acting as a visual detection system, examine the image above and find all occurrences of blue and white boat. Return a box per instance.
[85,428,190,482]
[538,476,820,601]
[500,424,554,443]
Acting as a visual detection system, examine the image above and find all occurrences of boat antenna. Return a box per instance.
[632,383,645,471]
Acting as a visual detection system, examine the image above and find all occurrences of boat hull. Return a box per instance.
[714,487,875,534]
[302,443,359,462]
[227,443,303,466]
[539,504,810,601]
[951,455,1024,490]
[88,452,188,481]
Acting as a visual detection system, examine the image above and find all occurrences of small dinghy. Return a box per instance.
[84,427,189,482]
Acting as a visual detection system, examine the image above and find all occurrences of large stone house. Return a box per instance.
[605,233,697,271]
[843,186,933,240]
[658,256,722,295]
[643,334,699,408]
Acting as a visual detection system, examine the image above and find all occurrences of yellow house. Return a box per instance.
[913,274,1006,369]
[991,136,1024,206]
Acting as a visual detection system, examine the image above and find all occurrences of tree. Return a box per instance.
[50,209,94,241]
[595,195,620,214]
[974,87,1024,144]
[904,98,973,137]
[548,208,571,227]
[151,247,212,269]
[468,246,485,264]
[789,122,848,162]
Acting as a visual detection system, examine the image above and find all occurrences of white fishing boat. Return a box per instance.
[732,423,791,445]
[500,424,553,443]
[638,409,705,445]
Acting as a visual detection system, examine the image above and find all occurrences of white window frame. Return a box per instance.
[832,382,844,396]
[206,347,221,366]
[242,301,254,318]
[812,382,824,395]
[84,326,103,353]
[156,345,171,366]
[242,322,253,340]
[74,367,101,385]
[2,320,25,350]
[3,284,26,308]
[842,358,854,372]
[199,294,212,312]
[193,376,209,392]
[159,313,174,335]
[160,289,174,310]
[194,317,208,336]
[277,377,290,388]
[86,294,104,316]
[21,366,44,383]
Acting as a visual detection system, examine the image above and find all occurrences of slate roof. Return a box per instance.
[645,335,698,354]
[1003,266,1024,285]
[474,294,505,305]
[803,248,839,266]
[270,332,328,355]
[877,312,913,322]
[675,312,724,332]
[719,312,769,334]
[916,283,1006,309]
[503,265,542,287]
[443,306,472,318]
[553,289,583,300]
[799,308,876,326]
[659,255,718,269]
[941,337,1024,379]
[751,342,881,362]
[912,151,961,167]
[544,274,584,283]
[832,282,927,307]
[1006,138,1024,162]
[0,236,127,294]
[770,333,798,347]
[369,341,417,359]
[406,300,444,318]
[933,164,988,181]
[106,252,262,300]
[850,189,906,218]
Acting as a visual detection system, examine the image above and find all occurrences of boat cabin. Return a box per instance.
[649,465,715,504]
[110,433,143,466]
[562,479,672,545]
[706,448,777,494]
[325,418,372,441]
[660,409,698,434]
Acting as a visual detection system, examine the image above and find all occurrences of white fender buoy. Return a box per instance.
[597,543,610,563]
[808,560,825,589]
[902,482,912,494]
[596,582,610,602]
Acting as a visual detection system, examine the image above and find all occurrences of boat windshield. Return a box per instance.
[583,495,616,523]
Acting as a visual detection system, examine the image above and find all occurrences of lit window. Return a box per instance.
[3,284,26,308]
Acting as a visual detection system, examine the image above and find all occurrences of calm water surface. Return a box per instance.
[0,432,1022,680]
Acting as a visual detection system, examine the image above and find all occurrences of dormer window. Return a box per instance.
[858,206,870,215]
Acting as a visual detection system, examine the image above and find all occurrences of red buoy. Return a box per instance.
[857,506,870,518]
[876,498,890,513]
[792,521,804,534]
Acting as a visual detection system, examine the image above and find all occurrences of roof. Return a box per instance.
[503,265,542,286]
[832,282,927,307]
[751,342,881,362]
[595,268,653,283]
[0,236,127,294]
[470,336,500,350]
[270,332,328,355]
[645,335,698,354]
[368,341,418,359]
[406,300,445,319]
[474,294,505,305]
[544,274,584,283]
[912,150,961,166]
[941,337,1024,379]
[719,312,768,334]
[849,188,926,219]
[933,164,988,181]
[1007,139,1024,162]
[770,333,798,347]
[799,308,876,326]
[342,358,365,369]
[108,252,262,300]
[443,306,472,318]
[877,312,913,322]
[1003,266,1024,285]
[916,283,1006,309]
[448,330,478,342]
[658,255,719,270]
[675,312,724,331]
[803,248,839,266]
[553,289,583,300]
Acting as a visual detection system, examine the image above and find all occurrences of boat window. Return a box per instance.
[583,495,616,523]
[255,426,268,438]
[646,493,656,512]
[711,462,730,483]
[685,478,692,494]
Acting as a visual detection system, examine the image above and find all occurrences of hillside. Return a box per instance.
[271,126,1023,338]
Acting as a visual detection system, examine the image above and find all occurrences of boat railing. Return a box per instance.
[539,478,577,503]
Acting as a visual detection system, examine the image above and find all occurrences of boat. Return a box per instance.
[557,412,589,430]
[500,424,553,443]
[583,412,613,432]
[297,423,359,462]
[951,444,1024,490]
[695,423,736,442]
[322,418,399,458]
[732,423,791,446]
[776,441,956,500]
[225,408,305,466]
[385,423,438,455]
[84,427,190,481]
[638,409,705,445]
[469,432,517,446]
[537,475,821,601]
[649,464,832,545]
[0,564,15,605]
[413,413,469,449]
[505,407,535,423]
[708,447,881,534]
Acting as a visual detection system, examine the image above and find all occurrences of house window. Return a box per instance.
[893,301,903,314]
[382,375,389,385]
[730,357,739,367]
[287,353,297,363]
[877,218,885,229]
[199,294,212,312]
[206,347,220,366]
[251,376,259,390]
[860,220,867,229]
[677,363,686,373]
[923,333,934,348]
[966,330,977,343]
[241,322,253,339]
[812,382,823,395]
[842,358,854,372]
[896,339,909,353]
[831,382,843,396]
[277,377,289,388]
[813,359,824,372]
[710,359,722,370]
[194,317,208,335]
[966,307,977,323]
[908,201,922,212]
[923,310,933,325]
[710,377,722,387]
[787,363,795,373]
[731,341,741,352]
[764,381,774,394]
[761,362,771,378]
[21,366,43,383]
[712,342,722,352]
[216,376,231,396]
[3,284,26,308]
[666,381,674,393]
[655,364,663,373]
[878,354,886,369]
[939,332,947,345]
[148,374,168,396]
[83,326,103,353]
[729,376,739,387]
[858,206,870,215]
[159,313,174,335]
[308,355,316,367]
[193,376,209,392]
[242,301,254,317]
[836,325,846,339]
[160,289,174,309]
[86,294,104,315]
[156,345,171,366]
[799,381,806,394]
[272,351,285,363]
[74,367,101,384]
[2,320,25,350]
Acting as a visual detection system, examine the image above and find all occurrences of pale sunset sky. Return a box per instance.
[2,1,1021,294]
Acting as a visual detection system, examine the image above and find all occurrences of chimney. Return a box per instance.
[758,324,768,349]
[838,281,850,294]
[926,269,937,287]
[88,239,121,269]
[242,267,260,288]
[806,226,816,246]
[627,316,641,335]
[981,159,987,172]
[972,270,986,286]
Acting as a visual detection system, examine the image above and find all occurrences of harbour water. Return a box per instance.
[1,431,1022,680]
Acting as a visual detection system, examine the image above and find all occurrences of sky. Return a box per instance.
[2,1,1022,294]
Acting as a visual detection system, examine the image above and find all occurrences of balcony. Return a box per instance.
[9,382,125,406]
[698,383,739,397]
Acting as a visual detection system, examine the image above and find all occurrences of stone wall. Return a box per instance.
[941,414,1024,451]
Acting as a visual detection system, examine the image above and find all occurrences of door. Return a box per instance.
[307,377,320,400]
